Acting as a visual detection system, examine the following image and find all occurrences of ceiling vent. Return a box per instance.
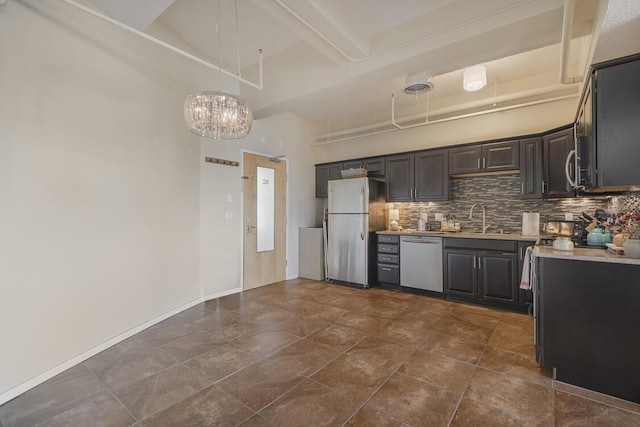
[402,73,434,95]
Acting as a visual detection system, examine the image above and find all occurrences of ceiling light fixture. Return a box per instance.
[184,0,252,139]
[463,65,487,92]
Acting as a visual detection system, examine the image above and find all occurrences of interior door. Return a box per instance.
[242,152,287,290]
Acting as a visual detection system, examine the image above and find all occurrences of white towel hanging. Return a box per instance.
[519,246,533,290]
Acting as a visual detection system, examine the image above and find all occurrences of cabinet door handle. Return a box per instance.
[477,158,480,169]
[483,158,486,169]
[473,256,476,269]
[477,256,481,270]
[382,267,392,271]
[541,180,546,194]
[521,182,524,195]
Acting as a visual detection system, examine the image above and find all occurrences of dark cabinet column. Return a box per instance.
[538,257,640,403]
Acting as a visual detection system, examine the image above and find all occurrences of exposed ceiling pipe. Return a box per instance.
[391,94,428,130]
[57,0,264,90]
[314,94,577,145]
[318,84,579,141]
[560,0,582,84]
[272,0,537,62]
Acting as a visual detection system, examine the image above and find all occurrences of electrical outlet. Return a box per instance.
[225,211,233,220]
[435,213,444,221]
[565,213,573,220]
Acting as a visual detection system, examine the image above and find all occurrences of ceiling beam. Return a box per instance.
[90,0,176,30]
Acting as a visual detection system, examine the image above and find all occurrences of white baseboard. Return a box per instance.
[203,286,242,302]
[0,297,204,406]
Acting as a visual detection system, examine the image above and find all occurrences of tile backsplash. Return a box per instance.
[390,174,638,234]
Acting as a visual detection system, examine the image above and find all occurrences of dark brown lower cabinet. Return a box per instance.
[537,256,640,403]
[377,234,400,289]
[478,251,518,304]
[443,238,522,311]
[443,250,476,298]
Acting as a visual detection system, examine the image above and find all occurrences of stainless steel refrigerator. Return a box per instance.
[327,177,385,287]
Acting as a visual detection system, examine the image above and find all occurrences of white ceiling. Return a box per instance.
[86,0,614,140]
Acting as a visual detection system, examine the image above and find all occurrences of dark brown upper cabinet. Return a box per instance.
[342,160,362,171]
[385,154,414,202]
[448,146,481,174]
[543,127,575,198]
[362,157,385,177]
[339,157,386,177]
[315,162,349,198]
[449,140,519,174]
[483,140,519,171]
[578,55,640,190]
[315,164,331,198]
[386,149,449,202]
[520,137,543,199]
[415,149,449,201]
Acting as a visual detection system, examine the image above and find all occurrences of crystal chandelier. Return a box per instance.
[184,91,252,139]
[184,0,252,139]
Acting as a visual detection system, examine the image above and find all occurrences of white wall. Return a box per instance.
[200,113,324,298]
[0,1,202,400]
[0,0,322,402]
[314,97,578,162]
[593,0,640,63]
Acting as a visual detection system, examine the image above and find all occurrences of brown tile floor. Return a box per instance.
[2,278,640,426]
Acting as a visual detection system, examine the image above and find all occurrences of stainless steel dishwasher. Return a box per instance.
[400,236,443,293]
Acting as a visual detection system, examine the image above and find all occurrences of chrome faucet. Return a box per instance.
[469,203,491,234]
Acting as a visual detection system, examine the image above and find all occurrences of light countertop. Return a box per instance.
[377,230,539,242]
[533,246,640,265]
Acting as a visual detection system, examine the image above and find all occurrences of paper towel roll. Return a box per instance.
[522,212,540,236]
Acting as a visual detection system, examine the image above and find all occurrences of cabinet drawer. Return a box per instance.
[378,234,400,244]
[378,265,399,285]
[378,244,399,254]
[443,238,517,252]
[377,254,399,265]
